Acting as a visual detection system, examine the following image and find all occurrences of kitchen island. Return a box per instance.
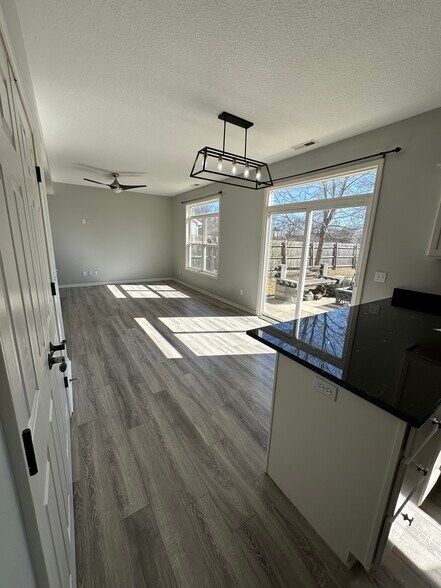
[247,289,441,570]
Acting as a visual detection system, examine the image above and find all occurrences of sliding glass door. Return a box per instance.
[260,164,381,322]
[263,212,306,320]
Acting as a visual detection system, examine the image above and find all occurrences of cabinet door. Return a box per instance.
[373,410,441,569]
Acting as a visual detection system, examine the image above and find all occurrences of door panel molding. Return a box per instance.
[0,10,74,587]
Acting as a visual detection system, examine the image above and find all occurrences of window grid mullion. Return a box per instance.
[185,200,219,276]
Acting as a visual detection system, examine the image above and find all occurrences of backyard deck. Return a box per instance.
[264,296,341,322]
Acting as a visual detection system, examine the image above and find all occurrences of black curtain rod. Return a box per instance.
[272,147,402,184]
[181,190,222,205]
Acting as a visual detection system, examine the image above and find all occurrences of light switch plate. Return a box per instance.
[315,376,338,401]
[374,271,387,283]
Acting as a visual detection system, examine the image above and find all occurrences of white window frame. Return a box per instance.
[257,160,384,318]
[185,197,220,278]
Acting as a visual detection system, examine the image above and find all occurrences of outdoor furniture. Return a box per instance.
[275,276,338,301]
[335,287,353,305]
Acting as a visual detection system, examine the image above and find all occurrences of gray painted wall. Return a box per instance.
[172,108,441,311]
[0,419,36,588]
[48,182,173,285]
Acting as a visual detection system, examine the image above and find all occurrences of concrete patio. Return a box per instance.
[264,295,341,322]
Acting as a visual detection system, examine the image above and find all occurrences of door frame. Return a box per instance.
[257,159,384,319]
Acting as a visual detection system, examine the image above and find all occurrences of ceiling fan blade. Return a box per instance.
[77,164,113,175]
[116,171,146,177]
[120,184,147,191]
[84,178,110,186]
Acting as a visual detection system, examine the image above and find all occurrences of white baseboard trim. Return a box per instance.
[59,276,174,289]
[173,278,256,315]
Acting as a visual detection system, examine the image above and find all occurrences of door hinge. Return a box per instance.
[22,428,38,476]
[50,281,56,296]
[35,166,42,183]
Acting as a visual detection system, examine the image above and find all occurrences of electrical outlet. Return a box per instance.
[93,270,98,276]
[315,376,338,401]
[82,270,88,276]
[178,269,182,274]
[239,289,244,296]
[374,271,387,283]
[81,218,87,224]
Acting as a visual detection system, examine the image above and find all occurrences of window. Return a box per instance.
[270,168,377,206]
[186,197,220,277]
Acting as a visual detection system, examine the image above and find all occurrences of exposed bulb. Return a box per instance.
[243,163,250,178]
[217,156,223,172]
[112,187,123,194]
[231,159,237,175]
[256,167,262,181]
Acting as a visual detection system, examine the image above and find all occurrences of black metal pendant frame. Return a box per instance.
[190,112,273,190]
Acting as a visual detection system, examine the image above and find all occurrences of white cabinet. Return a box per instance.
[267,353,441,571]
[267,354,407,570]
[428,197,441,256]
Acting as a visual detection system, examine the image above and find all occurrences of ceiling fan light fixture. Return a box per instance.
[83,171,146,193]
[190,112,273,190]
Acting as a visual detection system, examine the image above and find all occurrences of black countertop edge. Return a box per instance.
[246,328,441,429]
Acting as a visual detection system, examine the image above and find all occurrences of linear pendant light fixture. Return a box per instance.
[190,112,273,190]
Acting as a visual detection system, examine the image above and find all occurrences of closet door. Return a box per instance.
[0,32,75,588]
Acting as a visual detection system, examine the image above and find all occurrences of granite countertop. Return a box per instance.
[247,291,441,428]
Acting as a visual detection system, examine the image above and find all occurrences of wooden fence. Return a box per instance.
[268,240,360,273]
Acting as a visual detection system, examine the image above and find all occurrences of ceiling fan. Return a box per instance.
[83,173,146,193]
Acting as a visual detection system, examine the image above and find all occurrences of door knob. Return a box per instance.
[50,339,66,354]
[48,353,67,372]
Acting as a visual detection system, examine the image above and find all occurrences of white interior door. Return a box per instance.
[0,31,75,588]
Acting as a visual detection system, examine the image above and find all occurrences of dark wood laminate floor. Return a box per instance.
[62,281,441,588]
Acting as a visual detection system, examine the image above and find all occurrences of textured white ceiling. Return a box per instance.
[15,0,441,196]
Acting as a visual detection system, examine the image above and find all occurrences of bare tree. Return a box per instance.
[271,170,375,266]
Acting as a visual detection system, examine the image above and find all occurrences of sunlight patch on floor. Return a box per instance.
[115,284,191,299]
[121,284,150,291]
[148,285,175,291]
[134,317,182,359]
[127,291,160,298]
[107,285,126,298]
[174,332,275,356]
[158,291,190,298]
[388,501,441,580]
[159,316,269,333]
